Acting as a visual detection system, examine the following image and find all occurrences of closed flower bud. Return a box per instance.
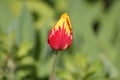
[48,13,73,50]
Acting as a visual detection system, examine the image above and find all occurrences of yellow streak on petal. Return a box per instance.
[52,13,72,34]
[63,44,68,49]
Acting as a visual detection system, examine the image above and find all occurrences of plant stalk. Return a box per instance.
[49,51,58,80]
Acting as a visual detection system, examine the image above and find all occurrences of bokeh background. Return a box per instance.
[0,0,120,80]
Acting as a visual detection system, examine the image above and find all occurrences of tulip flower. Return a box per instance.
[48,13,73,50]
[48,13,72,80]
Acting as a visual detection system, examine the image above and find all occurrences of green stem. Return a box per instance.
[49,51,58,80]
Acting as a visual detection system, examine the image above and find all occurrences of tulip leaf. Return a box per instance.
[15,5,35,46]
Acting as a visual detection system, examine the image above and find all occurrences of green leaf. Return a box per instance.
[15,5,35,46]
[0,0,13,32]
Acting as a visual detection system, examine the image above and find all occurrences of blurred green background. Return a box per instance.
[0,0,120,80]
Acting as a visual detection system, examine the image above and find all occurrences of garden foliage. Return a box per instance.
[0,0,120,80]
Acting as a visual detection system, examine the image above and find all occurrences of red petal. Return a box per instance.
[48,22,72,50]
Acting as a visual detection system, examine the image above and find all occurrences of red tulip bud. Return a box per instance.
[48,13,73,50]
